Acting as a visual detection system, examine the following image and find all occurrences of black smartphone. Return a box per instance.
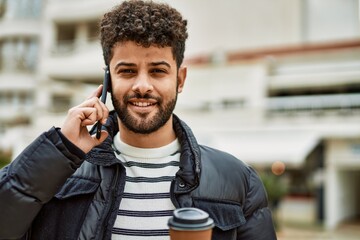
[96,65,110,139]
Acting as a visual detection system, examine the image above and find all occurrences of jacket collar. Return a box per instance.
[85,111,201,191]
[172,114,201,193]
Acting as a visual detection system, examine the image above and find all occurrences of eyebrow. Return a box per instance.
[114,62,136,72]
[114,61,172,72]
[149,61,171,69]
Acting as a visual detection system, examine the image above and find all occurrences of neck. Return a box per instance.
[117,116,176,148]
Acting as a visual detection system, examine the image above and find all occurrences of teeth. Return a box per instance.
[133,102,153,107]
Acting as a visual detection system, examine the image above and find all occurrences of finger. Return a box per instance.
[87,85,103,100]
[99,101,109,124]
[79,96,101,108]
[93,98,104,121]
[80,107,99,126]
[78,97,104,121]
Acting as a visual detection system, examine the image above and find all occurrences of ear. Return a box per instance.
[177,66,187,93]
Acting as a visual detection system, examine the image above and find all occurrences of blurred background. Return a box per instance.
[0,0,359,239]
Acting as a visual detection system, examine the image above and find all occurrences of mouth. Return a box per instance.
[128,99,158,114]
[129,100,157,107]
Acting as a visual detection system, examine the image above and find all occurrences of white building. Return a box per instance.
[0,0,42,148]
[0,0,359,230]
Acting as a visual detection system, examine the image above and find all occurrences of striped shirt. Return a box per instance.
[112,132,180,240]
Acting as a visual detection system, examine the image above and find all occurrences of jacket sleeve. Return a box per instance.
[0,127,85,239]
[237,167,277,240]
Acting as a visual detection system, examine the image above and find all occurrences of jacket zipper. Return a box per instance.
[26,227,32,240]
[169,179,180,208]
[100,164,120,240]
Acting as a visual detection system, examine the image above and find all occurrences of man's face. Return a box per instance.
[109,41,186,134]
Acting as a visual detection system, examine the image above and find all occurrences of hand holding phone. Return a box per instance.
[96,66,110,139]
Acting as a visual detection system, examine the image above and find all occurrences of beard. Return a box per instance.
[112,91,177,134]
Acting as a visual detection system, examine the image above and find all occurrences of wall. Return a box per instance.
[325,138,360,228]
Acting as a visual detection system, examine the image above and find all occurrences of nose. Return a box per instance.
[132,73,154,95]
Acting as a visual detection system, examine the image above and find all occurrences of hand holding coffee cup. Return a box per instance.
[168,208,215,240]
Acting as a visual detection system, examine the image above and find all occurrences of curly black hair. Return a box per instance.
[100,0,188,68]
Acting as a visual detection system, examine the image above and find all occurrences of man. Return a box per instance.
[0,0,277,239]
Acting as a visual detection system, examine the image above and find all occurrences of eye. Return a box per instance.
[118,68,136,77]
[120,69,135,73]
[150,68,167,74]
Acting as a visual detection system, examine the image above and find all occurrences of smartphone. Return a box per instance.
[96,65,110,139]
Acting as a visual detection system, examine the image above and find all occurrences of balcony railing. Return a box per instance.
[267,93,360,116]
[51,37,99,56]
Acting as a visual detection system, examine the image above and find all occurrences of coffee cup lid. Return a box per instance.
[168,208,214,230]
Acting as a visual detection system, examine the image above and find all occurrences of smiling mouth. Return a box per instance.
[131,101,156,107]
[128,98,157,107]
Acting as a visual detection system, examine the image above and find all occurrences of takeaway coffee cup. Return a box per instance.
[168,207,214,240]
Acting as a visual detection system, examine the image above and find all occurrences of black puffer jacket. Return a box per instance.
[0,112,277,240]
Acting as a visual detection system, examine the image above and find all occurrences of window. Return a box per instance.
[56,23,76,54]
[87,20,100,41]
[52,94,71,113]
[0,38,38,72]
[0,0,5,19]
[18,91,33,106]
[0,40,3,71]
[0,91,34,110]
[1,0,42,19]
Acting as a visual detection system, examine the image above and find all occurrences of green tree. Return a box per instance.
[260,172,288,230]
[0,149,11,169]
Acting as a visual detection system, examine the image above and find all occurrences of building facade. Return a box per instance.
[0,0,42,139]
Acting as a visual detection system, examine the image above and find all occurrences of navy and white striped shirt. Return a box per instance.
[112,133,180,240]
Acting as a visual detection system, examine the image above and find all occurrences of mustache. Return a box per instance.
[123,92,161,102]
